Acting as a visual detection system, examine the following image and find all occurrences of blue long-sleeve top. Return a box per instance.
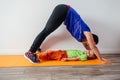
[64,7,91,42]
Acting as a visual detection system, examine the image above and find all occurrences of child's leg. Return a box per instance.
[29,4,69,53]
[36,51,49,61]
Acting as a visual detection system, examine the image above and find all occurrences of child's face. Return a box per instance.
[85,50,96,59]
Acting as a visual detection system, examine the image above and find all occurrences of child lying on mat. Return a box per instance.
[35,49,97,62]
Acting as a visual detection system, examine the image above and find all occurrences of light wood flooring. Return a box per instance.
[0,54,120,80]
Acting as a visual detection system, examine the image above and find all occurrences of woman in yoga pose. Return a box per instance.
[24,4,111,64]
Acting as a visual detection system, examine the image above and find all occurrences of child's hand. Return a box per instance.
[61,58,68,61]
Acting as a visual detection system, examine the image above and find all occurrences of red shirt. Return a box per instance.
[37,50,67,61]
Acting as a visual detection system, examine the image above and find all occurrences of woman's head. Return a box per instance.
[82,33,99,45]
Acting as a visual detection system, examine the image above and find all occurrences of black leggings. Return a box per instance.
[29,4,69,53]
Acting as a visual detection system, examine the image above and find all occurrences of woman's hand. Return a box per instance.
[100,59,112,64]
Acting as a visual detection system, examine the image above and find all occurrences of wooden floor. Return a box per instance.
[0,54,120,80]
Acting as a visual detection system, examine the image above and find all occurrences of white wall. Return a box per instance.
[0,0,120,55]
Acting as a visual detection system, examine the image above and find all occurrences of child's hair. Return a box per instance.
[92,34,99,45]
[93,54,97,59]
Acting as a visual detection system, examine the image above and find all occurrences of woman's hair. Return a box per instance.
[92,34,99,45]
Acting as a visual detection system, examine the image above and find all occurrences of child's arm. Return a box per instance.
[61,57,80,61]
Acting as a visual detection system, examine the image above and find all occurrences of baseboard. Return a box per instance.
[100,49,120,54]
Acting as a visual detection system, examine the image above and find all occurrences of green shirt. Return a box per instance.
[66,49,87,61]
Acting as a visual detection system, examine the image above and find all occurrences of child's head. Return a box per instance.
[85,50,97,60]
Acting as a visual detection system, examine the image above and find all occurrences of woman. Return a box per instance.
[24,4,111,64]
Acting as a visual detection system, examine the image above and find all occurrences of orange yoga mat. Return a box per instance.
[0,55,104,67]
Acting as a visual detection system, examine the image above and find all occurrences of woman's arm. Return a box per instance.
[82,41,91,50]
[84,32,111,64]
